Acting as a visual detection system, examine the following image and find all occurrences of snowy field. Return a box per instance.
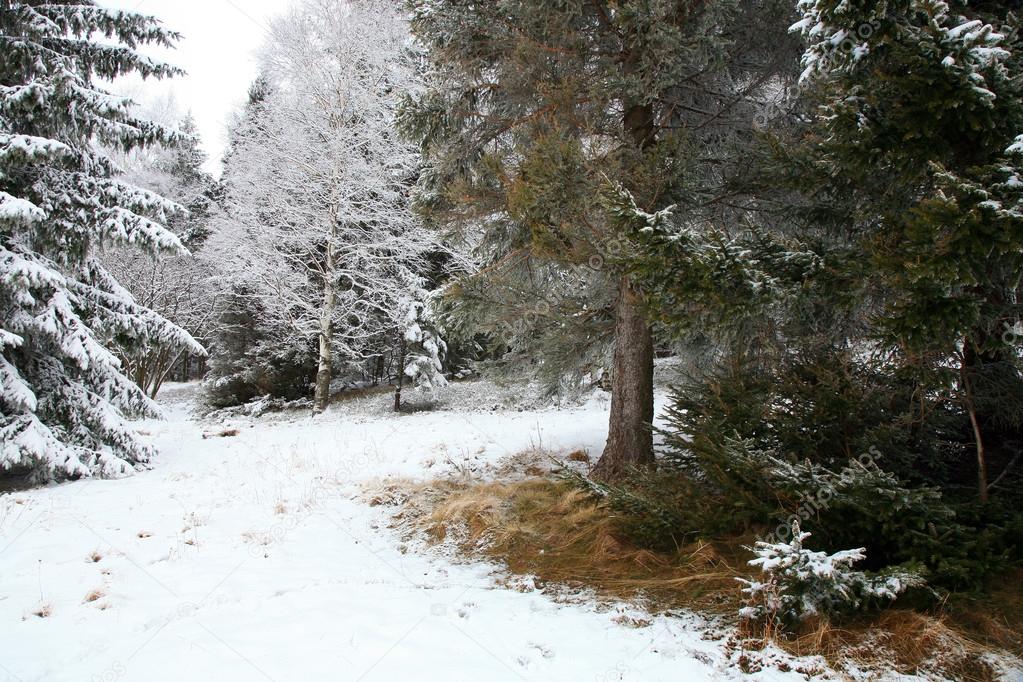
[0,382,875,681]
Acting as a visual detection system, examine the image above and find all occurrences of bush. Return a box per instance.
[586,429,1016,590]
[738,522,927,628]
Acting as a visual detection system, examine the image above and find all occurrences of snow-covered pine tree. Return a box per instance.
[393,294,447,411]
[0,2,202,479]
[104,112,221,397]
[202,76,314,409]
[738,522,925,627]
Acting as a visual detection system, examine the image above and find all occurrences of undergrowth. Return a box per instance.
[376,453,1023,681]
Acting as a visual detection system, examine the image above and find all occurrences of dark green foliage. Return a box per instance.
[202,288,316,409]
[400,0,798,389]
[577,0,1023,592]
[1,1,202,477]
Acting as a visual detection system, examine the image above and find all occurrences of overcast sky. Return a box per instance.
[99,0,290,176]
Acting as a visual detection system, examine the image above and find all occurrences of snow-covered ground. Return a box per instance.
[0,382,837,681]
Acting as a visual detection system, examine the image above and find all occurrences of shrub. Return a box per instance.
[738,522,927,628]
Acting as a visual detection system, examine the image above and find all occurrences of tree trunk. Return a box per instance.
[393,337,406,412]
[374,355,384,386]
[313,319,333,414]
[591,277,655,481]
[589,50,658,482]
[313,273,336,415]
[960,347,990,504]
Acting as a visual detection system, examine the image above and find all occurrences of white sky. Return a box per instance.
[98,0,291,176]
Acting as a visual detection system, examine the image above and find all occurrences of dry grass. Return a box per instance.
[757,611,1006,681]
[82,588,104,603]
[29,603,52,618]
[402,477,746,615]
[382,458,1023,681]
[567,449,591,464]
[949,573,1023,658]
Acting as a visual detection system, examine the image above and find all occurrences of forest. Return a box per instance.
[1,0,1023,680]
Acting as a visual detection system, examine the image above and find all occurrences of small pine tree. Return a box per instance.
[0,2,202,479]
[394,297,447,411]
[739,522,925,627]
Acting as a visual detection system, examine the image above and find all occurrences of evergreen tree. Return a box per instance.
[393,294,447,411]
[787,0,1023,503]
[151,114,219,248]
[609,0,1023,587]
[401,0,797,479]
[0,2,202,479]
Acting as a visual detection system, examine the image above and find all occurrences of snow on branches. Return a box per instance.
[738,522,926,626]
[1,2,201,479]
[212,0,442,413]
[792,0,1011,88]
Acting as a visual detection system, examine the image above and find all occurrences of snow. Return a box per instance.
[0,382,829,682]
[1009,134,1023,155]
[0,191,45,224]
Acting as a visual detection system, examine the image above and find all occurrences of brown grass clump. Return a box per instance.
[761,611,1005,681]
[567,449,590,463]
[30,604,52,618]
[949,571,1023,658]
[385,455,1023,681]
[83,589,105,603]
[416,477,743,614]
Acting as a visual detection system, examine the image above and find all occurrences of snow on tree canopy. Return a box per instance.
[211,0,442,414]
[738,522,926,624]
[792,0,1011,86]
[0,2,204,480]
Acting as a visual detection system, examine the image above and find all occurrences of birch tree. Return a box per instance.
[217,0,435,414]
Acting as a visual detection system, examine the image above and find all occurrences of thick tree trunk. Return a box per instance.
[591,277,655,481]
[589,55,658,482]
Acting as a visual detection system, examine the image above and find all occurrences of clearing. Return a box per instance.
[0,382,892,680]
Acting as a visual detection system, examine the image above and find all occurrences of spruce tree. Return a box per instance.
[203,76,318,408]
[394,294,447,411]
[0,2,201,479]
[401,0,796,480]
[789,0,1023,502]
[104,113,221,397]
[608,0,1023,585]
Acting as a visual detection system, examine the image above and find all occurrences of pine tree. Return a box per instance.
[788,0,1023,503]
[394,294,447,411]
[607,0,1023,586]
[202,76,312,409]
[0,2,202,479]
[401,0,797,480]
